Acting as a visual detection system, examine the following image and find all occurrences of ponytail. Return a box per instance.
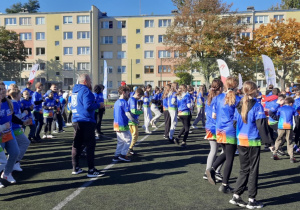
[241,81,258,124]
[225,90,236,106]
[207,79,223,105]
[241,96,249,123]
[224,76,238,106]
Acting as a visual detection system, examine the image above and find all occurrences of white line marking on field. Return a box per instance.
[52,122,164,210]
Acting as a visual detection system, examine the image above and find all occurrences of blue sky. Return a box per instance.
[0,0,281,15]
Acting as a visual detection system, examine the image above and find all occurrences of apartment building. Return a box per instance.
[1,5,299,91]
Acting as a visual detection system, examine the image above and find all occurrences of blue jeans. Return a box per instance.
[1,139,20,175]
[33,111,44,139]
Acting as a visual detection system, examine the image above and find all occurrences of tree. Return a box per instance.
[270,0,300,10]
[6,0,40,13]
[235,18,300,89]
[165,0,246,85]
[0,27,27,80]
[174,72,194,85]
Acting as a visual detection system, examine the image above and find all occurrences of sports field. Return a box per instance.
[0,108,299,210]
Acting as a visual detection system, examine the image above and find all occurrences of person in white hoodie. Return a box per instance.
[168,82,178,142]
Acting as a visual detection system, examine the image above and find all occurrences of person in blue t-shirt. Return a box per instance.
[142,84,153,134]
[269,97,298,163]
[42,91,56,139]
[93,85,105,139]
[21,90,36,141]
[113,86,137,162]
[32,82,44,141]
[21,82,34,98]
[168,82,178,142]
[67,90,73,125]
[150,87,162,128]
[294,91,300,151]
[192,85,206,129]
[162,84,172,141]
[266,84,273,96]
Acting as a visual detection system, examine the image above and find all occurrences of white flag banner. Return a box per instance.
[28,64,39,83]
[103,60,108,100]
[262,55,277,87]
[217,59,230,85]
[238,73,243,90]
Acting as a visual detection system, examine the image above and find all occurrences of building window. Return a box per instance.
[39,63,46,70]
[174,51,186,58]
[77,31,90,39]
[20,33,32,40]
[101,36,113,44]
[255,15,269,24]
[136,59,140,64]
[136,74,140,79]
[36,17,45,25]
[36,32,45,40]
[158,50,171,58]
[145,35,154,43]
[158,35,165,43]
[55,25,59,30]
[5,18,16,25]
[108,66,113,74]
[63,16,73,24]
[55,41,59,46]
[64,63,73,70]
[22,63,33,71]
[144,65,154,74]
[117,81,121,87]
[77,15,90,24]
[136,44,140,49]
[108,81,113,88]
[117,51,127,59]
[19,17,31,25]
[64,32,73,40]
[64,78,73,86]
[35,78,46,84]
[23,48,32,56]
[158,81,171,87]
[145,20,154,28]
[274,15,284,22]
[36,47,45,55]
[117,36,126,44]
[158,65,171,73]
[77,62,90,70]
[101,51,113,59]
[136,29,140,34]
[145,81,154,86]
[77,47,90,55]
[101,21,113,29]
[64,47,73,55]
[117,20,126,28]
[159,19,171,27]
[144,50,154,58]
[238,16,251,24]
[192,81,201,87]
[240,32,251,38]
[117,66,126,74]
[55,56,60,61]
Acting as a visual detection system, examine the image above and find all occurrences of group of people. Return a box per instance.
[1,73,300,209]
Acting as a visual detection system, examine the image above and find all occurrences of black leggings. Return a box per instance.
[95,108,105,135]
[164,111,171,138]
[212,143,237,185]
[44,118,53,134]
[294,116,300,146]
[67,112,72,123]
[177,115,191,142]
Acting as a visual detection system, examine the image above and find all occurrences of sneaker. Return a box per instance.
[1,173,16,183]
[52,130,58,133]
[145,130,152,134]
[128,149,135,155]
[0,182,4,188]
[174,138,180,145]
[229,196,247,207]
[164,136,169,140]
[112,156,120,162]
[191,125,199,129]
[58,130,65,133]
[290,157,297,163]
[72,167,84,175]
[264,146,269,151]
[205,168,216,185]
[246,199,264,209]
[235,149,239,155]
[42,135,47,139]
[189,130,193,134]
[13,162,23,172]
[181,142,187,148]
[66,123,72,126]
[215,173,223,181]
[277,149,286,156]
[272,154,280,160]
[95,135,100,140]
[47,135,54,139]
[203,174,208,180]
[219,184,234,193]
[118,155,131,162]
[87,168,105,178]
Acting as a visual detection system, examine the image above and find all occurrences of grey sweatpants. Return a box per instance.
[0,150,8,172]
[206,140,223,173]
[15,133,31,162]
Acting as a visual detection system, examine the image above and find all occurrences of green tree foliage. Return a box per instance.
[174,72,194,85]
[6,0,40,13]
[0,27,27,80]
[166,0,246,84]
[270,0,300,10]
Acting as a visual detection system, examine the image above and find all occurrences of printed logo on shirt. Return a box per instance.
[71,94,78,107]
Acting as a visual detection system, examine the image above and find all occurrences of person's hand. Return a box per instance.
[23,110,28,115]
[4,122,11,129]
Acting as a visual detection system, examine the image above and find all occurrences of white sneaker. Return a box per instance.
[66,123,72,126]
[1,173,16,183]
[13,162,23,172]
[145,130,152,134]
[0,182,4,188]
[42,135,47,139]
[191,125,199,129]
[52,130,58,133]
[47,135,53,139]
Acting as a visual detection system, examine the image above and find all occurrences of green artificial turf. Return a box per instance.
[0,109,299,210]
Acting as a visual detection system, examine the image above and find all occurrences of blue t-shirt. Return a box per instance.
[43,97,56,118]
[21,87,34,96]
[114,99,130,131]
[197,92,204,107]
[143,92,150,107]
[177,93,191,116]
[205,99,216,137]
[20,98,33,120]
[168,92,177,110]
[212,93,240,144]
[163,97,168,111]
[276,105,298,129]
[128,97,143,125]
[266,100,280,125]
[234,101,266,147]
[0,101,14,143]
[32,91,43,113]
